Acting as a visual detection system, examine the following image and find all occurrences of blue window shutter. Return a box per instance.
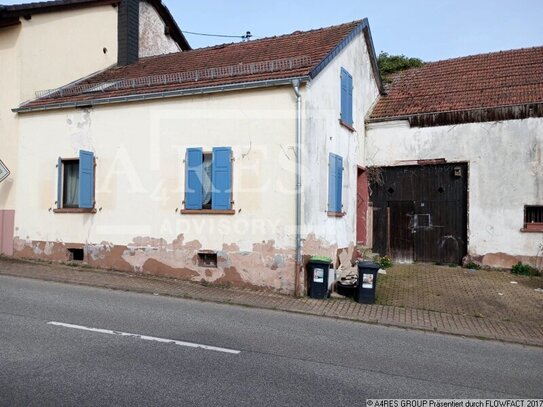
[212,147,232,210]
[341,68,353,126]
[340,69,348,122]
[347,73,353,125]
[328,153,337,212]
[336,155,343,212]
[57,157,62,209]
[185,148,203,210]
[78,150,95,209]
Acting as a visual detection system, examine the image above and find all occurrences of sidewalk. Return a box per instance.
[1,256,542,347]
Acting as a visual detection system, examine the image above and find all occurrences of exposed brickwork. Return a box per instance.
[1,257,541,346]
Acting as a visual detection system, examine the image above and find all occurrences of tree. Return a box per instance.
[377,52,424,81]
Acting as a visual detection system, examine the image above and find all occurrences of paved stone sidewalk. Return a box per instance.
[1,257,542,347]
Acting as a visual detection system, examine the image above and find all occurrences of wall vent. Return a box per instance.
[67,248,84,262]
[198,252,217,268]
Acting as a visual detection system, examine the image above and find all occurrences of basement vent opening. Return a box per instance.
[68,248,84,262]
[198,252,218,268]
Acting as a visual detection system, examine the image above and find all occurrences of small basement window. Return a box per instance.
[198,252,217,268]
[68,248,85,262]
[523,205,543,232]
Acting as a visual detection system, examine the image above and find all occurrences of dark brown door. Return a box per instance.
[388,201,414,262]
[371,164,468,264]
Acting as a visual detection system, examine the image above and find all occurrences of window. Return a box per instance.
[340,68,353,127]
[184,147,233,213]
[56,150,95,212]
[328,153,343,215]
[523,205,543,232]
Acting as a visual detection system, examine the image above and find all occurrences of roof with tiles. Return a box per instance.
[370,46,543,121]
[19,19,373,110]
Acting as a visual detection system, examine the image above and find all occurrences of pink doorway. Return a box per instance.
[357,168,369,245]
[0,210,15,256]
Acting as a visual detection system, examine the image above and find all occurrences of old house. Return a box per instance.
[0,0,190,256]
[11,19,383,294]
[365,46,543,269]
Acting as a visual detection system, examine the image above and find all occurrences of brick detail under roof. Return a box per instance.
[370,46,543,122]
[20,20,366,109]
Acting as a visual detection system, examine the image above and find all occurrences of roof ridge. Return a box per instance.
[136,19,364,63]
[423,44,543,66]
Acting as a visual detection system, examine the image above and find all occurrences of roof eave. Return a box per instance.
[309,18,385,95]
[13,76,310,113]
[367,102,543,127]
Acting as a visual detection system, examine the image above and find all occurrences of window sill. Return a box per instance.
[54,208,97,214]
[327,211,345,218]
[339,119,356,132]
[181,209,236,215]
[520,227,543,233]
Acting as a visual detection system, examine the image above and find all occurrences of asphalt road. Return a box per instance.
[1,275,542,406]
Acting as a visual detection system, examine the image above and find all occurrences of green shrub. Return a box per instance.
[464,262,481,270]
[373,255,393,269]
[511,262,540,277]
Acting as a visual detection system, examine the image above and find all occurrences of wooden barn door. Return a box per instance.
[372,164,468,265]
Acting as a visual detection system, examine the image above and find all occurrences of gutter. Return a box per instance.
[292,79,302,297]
[13,77,310,113]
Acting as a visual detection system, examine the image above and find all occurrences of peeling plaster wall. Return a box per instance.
[139,0,181,57]
[15,87,300,292]
[302,30,380,267]
[1,5,117,218]
[365,118,543,267]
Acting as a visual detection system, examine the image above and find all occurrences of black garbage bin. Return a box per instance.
[355,261,380,304]
[307,256,332,299]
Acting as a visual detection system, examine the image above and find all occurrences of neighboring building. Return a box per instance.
[11,19,383,294]
[365,46,543,269]
[0,0,189,255]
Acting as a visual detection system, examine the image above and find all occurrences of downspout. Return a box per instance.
[292,79,302,297]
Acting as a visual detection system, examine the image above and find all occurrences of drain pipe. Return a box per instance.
[292,79,302,297]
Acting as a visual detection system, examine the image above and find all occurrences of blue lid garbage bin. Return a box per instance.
[355,261,380,304]
[307,256,332,299]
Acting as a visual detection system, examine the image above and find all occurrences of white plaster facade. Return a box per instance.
[0,1,186,255]
[365,118,543,267]
[0,6,118,214]
[12,25,382,292]
[302,31,380,264]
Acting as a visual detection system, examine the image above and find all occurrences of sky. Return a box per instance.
[3,0,542,61]
[168,0,543,61]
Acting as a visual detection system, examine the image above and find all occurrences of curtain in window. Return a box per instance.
[202,155,212,207]
[63,161,79,208]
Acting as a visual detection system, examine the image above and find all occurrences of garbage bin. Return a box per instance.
[307,256,332,299]
[355,261,380,304]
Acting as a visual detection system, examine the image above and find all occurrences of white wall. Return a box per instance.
[0,5,118,212]
[302,30,380,264]
[139,0,181,57]
[365,118,543,263]
[15,87,299,291]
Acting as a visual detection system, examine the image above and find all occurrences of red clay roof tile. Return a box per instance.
[370,46,543,121]
[22,20,363,109]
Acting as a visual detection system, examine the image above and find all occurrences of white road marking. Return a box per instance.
[47,322,241,355]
